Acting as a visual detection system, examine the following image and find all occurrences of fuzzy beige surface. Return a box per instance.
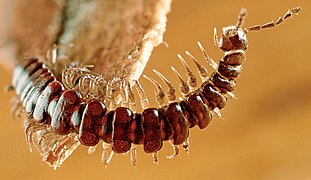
[57,0,172,80]
[0,0,172,81]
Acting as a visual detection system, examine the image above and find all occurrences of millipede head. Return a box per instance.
[216,6,301,52]
[217,9,248,52]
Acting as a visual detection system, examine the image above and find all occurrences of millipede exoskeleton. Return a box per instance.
[11,6,301,169]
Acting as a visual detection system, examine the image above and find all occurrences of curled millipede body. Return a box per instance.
[11,7,301,169]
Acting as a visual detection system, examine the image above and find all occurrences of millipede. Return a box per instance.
[10,7,301,169]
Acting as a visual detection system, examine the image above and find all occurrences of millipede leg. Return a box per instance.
[185,51,209,82]
[101,142,114,167]
[106,79,119,110]
[38,131,56,145]
[54,140,80,169]
[87,144,98,155]
[177,54,197,91]
[35,129,59,155]
[24,124,35,153]
[104,83,111,110]
[171,66,189,97]
[25,122,81,170]
[197,41,218,70]
[90,76,107,102]
[106,81,119,108]
[10,96,24,120]
[227,91,237,100]
[64,139,80,162]
[44,134,80,170]
[53,137,73,157]
[213,108,224,120]
[182,137,190,155]
[25,122,48,152]
[213,27,220,47]
[127,82,137,112]
[114,82,123,106]
[130,145,137,167]
[143,75,165,107]
[152,151,159,165]
[153,69,176,103]
[120,81,129,108]
[79,75,94,101]
[134,80,149,109]
[45,44,72,67]
[167,143,180,159]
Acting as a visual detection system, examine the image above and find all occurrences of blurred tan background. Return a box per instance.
[0,0,310,179]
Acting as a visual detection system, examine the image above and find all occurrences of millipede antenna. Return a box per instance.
[247,6,301,32]
[236,8,247,30]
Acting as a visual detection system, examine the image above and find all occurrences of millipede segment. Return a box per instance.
[11,7,301,169]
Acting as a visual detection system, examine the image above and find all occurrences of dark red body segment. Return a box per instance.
[201,83,227,110]
[141,108,162,153]
[101,111,114,143]
[15,61,43,94]
[19,61,43,91]
[47,93,61,119]
[30,68,49,80]
[70,104,85,133]
[219,29,248,51]
[223,51,245,66]
[79,100,106,146]
[20,68,49,102]
[51,90,81,135]
[13,59,37,88]
[187,93,212,129]
[112,107,133,153]
[219,35,233,51]
[23,71,52,105]
[211,72,236,92]
[180,101,197,128]
[24,61,43,76]
[19,58,38,68]
[33,81,64,122]
[32,71,52,85]
[19,68,48,98]
[129,113,144,145]
[165,102,189,145]
[158,108,173,141]
[230,30,248,50]
[25,76,55,114]
[218,61,242,78]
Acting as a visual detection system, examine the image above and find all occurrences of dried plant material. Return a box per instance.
[58,0,172,81]
[0,0,64,70]
[0,0,172,81]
